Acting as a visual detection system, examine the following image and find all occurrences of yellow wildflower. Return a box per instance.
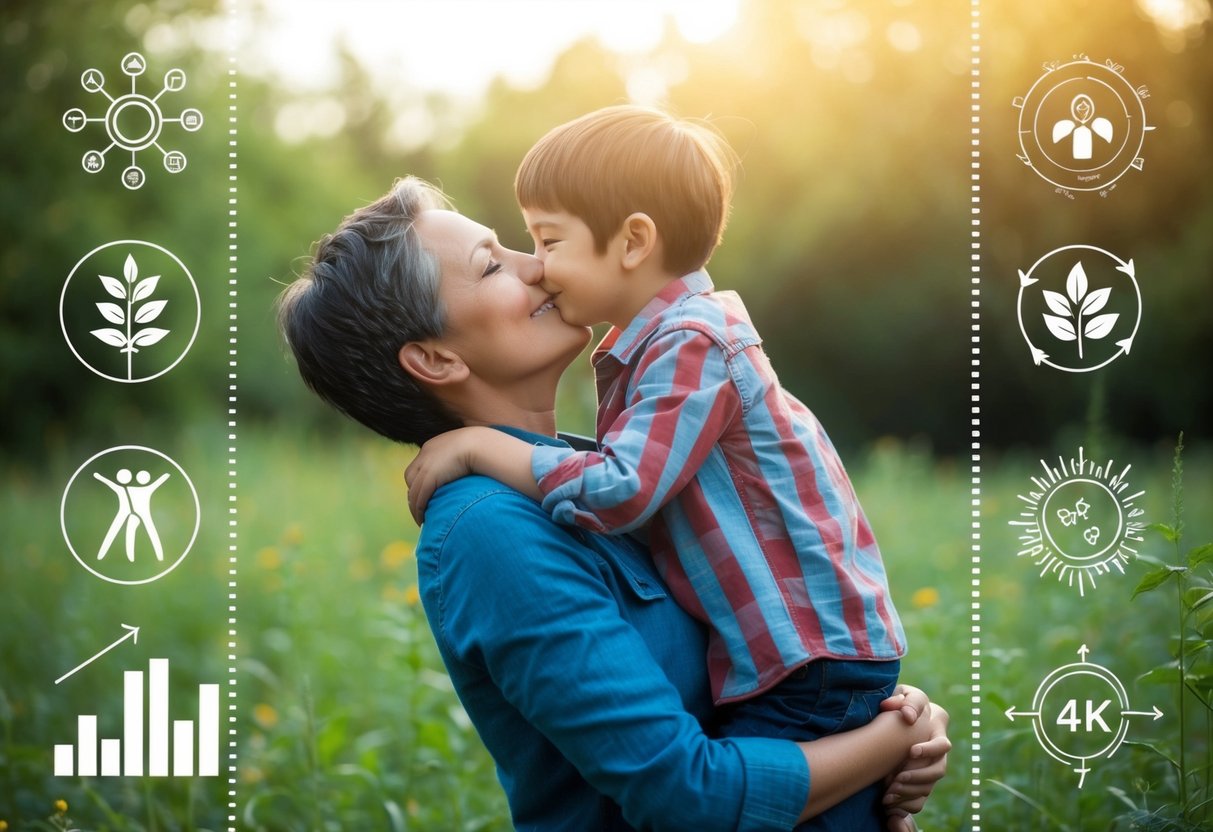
[380,540,414,570]
[256,546,282,570]
[281,524,304,546]
[253,703,279,730]
[911,587,940,609]
[54,799,68,814]
[1,819,9,830]
[404,584,421,606]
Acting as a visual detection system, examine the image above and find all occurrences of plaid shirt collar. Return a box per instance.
[593,270,714,365]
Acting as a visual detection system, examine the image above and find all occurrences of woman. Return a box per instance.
[277,177,949,831]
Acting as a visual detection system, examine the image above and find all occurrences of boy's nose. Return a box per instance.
[516,253,544,285]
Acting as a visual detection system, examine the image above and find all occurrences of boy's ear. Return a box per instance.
[398,341,469,387]
[619,212,658,271]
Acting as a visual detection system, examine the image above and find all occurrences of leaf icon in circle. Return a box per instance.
[1084,313,1120,340]
[134,299,167,324]
[1043,314,1078,342]
[1042,290,1071,316]
[132,275,161,302]
[1066,260,1088,304]
[99,275,127,299]
[1040,258,1119,362]
[96,302,125,325]
[90,328,128,348]
[88,252,174,379]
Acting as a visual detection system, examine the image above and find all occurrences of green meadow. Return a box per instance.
[2,425,1209,830]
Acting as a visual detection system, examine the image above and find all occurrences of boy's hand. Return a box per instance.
[882,702,950,829]
[879,684,929,725]
[405,427,486,524]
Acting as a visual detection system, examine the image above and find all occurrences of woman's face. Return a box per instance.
[413,208,591,385]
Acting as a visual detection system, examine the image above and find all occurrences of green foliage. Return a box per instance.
[1127,434,1213,828]
[4,0,1211,458]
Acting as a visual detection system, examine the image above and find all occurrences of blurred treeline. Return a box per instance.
[2,0,1210,463]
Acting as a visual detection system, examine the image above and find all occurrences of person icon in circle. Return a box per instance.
[93,468,171,562]
[1052,93,1114,161]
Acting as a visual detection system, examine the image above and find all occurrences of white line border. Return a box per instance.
[226,0,240,828]
[970,0,983,828]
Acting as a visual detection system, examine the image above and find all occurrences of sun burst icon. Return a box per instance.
[1009,448,1145,596]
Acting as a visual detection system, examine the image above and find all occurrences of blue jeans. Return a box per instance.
[717,658,901,832]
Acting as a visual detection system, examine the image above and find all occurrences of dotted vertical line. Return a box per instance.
[969,1,983,830]
[225,0,239,829]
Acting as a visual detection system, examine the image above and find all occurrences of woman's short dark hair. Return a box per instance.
[276,177,463,445]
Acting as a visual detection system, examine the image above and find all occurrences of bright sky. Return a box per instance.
[251,0,741,96]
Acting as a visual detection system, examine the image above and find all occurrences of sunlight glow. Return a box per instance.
[1136,0,1211,32]
[253,0,742,98]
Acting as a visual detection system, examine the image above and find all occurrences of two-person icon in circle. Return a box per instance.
[92,468,170,562]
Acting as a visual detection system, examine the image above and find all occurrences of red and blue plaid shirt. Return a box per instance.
[532,271,905,703]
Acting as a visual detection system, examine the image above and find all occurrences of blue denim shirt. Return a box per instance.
[416,427,809,831]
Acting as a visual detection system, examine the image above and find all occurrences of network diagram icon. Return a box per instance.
[1005,645,1163,789]
[62,52,203,190]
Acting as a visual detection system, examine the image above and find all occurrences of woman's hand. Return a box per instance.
[404,427,484,523]
[882,700,950,830]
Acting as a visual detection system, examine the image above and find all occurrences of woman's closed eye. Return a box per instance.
[482,259,502,277]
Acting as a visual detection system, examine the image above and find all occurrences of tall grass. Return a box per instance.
[1,425,1208,830]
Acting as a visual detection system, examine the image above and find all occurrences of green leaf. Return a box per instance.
[1187,542,1213,569]
[1186,588,1213,612]
[1133,565,1185,598]
[1148,522,1179,542]
[1138,661,1181,685]
[1120,739,1180,775]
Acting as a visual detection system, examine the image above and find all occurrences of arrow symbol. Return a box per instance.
[1005,706,1041,722]
[1077,643,1090,662]
[1116,335,1135,355]
[1030,346,1048,366]
[1124,706,1164,720]
[1116,258,1135,279]
[1018,269,1038,288]
[55,624,140,685]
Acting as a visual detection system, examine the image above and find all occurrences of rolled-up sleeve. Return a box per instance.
[425,487,807,831]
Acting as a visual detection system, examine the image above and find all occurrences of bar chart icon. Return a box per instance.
[53,658,219,777]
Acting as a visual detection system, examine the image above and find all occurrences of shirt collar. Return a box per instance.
[599,270,714,364]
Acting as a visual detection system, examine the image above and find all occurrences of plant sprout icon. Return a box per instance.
[1040,260,1119,361]
[90,254,170,381]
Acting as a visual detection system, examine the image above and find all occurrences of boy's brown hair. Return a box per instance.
[515,105,737,276]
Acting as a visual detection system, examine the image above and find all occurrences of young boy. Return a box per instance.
[406,106,907,829]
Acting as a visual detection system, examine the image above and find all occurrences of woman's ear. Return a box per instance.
[619,212,658,271]
[398,341,469,387]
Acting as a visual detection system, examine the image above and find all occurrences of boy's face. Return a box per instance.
[522,207,626,328]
